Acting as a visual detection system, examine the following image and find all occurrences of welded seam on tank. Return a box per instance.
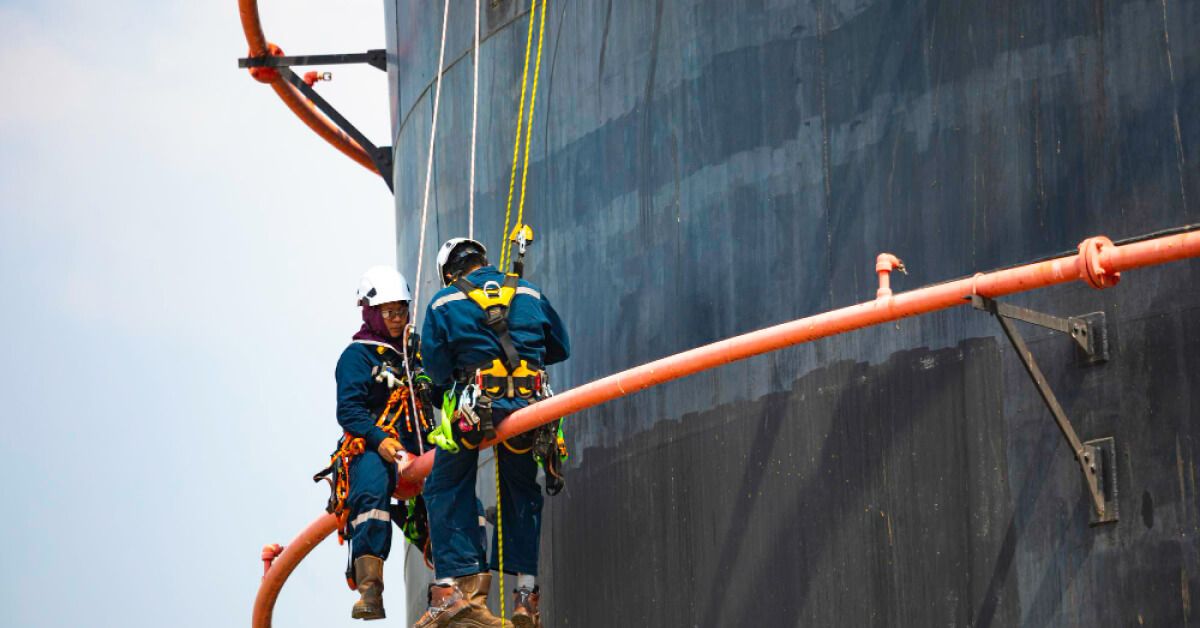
[816,1,835,310]
[540,0,572,227]
[1159,0,1189,213]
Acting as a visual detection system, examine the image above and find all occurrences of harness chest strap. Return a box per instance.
[453,274,523,372]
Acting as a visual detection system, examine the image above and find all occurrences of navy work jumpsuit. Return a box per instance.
[335,340,429,561]
[420,265,570,578]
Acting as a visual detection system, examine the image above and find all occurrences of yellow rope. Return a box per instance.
[496,456,506,626]
[500,0,539,270]
[512,0,549,251]
[496,5,548,621]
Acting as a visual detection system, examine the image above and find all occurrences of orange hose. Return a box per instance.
[252,514,338,628]
[237,0,379,174]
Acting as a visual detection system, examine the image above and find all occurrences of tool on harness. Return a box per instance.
[428,394,460,453]
[533,419,568,496]
[527,380,568,495]
[426,386,493,452]
[372,363,402,391]
[456,384,494,445]
[391,495,432,567]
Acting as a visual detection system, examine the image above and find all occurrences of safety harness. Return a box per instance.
[432,226,569,494]
[312,344,433,587]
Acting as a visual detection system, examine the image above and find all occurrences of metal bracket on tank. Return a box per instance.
[237,50,394,190]
[970,295,1118,525]
[238,49,388,72]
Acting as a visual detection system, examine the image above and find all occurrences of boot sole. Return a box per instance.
[510,615,536,628]
[413,603,470,627]
[351,606,385,620]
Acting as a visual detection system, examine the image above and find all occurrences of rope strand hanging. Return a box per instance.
[508,0,549,269]
[412,0,453,312]
[500,0,548,270]
[468,0,481,239]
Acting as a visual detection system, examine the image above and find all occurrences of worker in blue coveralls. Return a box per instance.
[412,237,569,628]
[335,265,431,621]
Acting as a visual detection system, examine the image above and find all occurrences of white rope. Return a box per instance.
[468,0,481,240]
[400,324,424,456]
[413,0,452,312]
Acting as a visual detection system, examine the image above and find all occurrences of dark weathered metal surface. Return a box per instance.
[387,0,1199,625]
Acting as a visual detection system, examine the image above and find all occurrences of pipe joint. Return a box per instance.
[394,458,424,500]
[247,43,284,83]
[1077,236,1121,289]
[260,543,283,577]
[875,253,906,299]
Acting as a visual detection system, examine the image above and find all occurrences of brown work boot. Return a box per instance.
[511,585,541,628]
[411,582,470,627]
[457,571,493,607]
[350,556,386,620]
[450,573,505,627]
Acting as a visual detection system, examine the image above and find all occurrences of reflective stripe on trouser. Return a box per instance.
[424,409,544,579]
[347,451,397,560]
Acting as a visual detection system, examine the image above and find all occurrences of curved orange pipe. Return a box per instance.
[253,514,338,628]
[237,0,378,174]
[254,230,1199,626]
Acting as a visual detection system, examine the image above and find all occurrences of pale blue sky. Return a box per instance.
[0,2,401,626]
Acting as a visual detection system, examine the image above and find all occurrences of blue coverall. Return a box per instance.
[335,340,428,561]
[421,265,570,578]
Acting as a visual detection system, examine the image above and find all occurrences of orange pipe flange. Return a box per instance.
[237,0,378,175]
[1078,236,1121,289]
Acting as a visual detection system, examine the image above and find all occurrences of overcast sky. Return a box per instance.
[0,2,402,625]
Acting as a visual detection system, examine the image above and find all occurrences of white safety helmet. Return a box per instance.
[356,265,413,306]
[436,238,487,286]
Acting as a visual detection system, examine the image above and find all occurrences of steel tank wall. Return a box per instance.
[386,0,1200,625]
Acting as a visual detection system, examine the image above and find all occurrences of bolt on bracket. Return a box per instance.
[970,295,1118,525]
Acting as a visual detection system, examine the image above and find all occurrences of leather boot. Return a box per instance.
[458,571,492,608]
[411,582,470,628]
[350,556,386,620]
[450,573,505,627]
[511,586,541,628]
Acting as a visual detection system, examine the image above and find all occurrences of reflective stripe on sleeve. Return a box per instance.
[351,508,391,528]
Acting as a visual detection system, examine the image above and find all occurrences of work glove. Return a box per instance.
[377,437,405,463]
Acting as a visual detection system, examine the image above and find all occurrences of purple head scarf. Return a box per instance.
[352,305,405,350]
